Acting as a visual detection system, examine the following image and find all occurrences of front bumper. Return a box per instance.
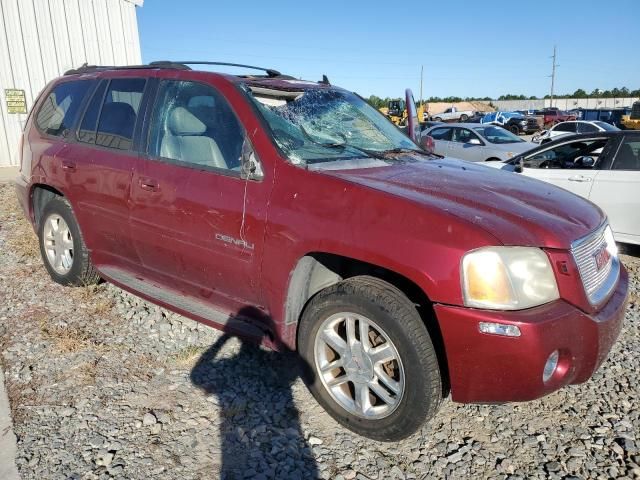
[435,266,628,403]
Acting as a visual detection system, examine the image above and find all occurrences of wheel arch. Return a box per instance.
[31,183,65,228]
[285,252,450,394]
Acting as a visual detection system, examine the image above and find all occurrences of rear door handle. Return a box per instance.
[568,175,591,183]
[138,177,160,192]
[61,160,76,172]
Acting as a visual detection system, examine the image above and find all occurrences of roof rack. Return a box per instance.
[64,62,189,76]
[150,61,282,78]
[64,61,287,79]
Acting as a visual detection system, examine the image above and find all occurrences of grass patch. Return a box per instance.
[170,345,208,368]
[37,311,104,354]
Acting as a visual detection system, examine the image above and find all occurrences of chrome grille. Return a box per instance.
[571,224,620,306]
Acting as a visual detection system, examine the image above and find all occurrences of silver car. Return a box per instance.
[423,123,537,162]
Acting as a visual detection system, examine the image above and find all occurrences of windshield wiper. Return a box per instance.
[298,126,423,161]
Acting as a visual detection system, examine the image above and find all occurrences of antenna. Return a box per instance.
[548,46,559,108]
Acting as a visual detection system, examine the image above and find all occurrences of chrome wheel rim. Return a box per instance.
[314,312,405,419]
[43,214,74,274]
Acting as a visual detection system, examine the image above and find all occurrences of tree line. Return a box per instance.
[367,87,640,108]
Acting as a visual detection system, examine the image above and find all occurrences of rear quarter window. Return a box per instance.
[35,80,93,137]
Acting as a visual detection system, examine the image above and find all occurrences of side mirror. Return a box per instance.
[241,139,264,180]
[467,138,482,146]
[514,159,524,173]
[419,135,435,154]
[577,156,595,168]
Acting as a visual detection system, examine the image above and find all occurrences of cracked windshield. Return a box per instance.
[247,87,420,166]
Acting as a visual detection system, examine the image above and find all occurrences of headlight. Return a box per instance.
[461,247,559,310]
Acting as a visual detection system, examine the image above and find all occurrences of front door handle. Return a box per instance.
[568,175,591,183]
[138,177,160,192]
[61,160,76,172]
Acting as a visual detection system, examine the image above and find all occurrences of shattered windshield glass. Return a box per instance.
[245,86,421,166]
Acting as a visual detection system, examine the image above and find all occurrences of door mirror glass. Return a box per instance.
[419,135,435,154]
[240,139,264,180]
[576,156,596,168]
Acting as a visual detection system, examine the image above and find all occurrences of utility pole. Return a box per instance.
[420,65,424,107]
[549,45,559,108]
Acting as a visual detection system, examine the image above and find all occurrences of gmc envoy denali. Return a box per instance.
[15,61,628,441]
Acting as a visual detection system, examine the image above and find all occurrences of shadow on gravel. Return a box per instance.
[190,307,319,480]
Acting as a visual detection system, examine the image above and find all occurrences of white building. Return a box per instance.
[0,0,144,167]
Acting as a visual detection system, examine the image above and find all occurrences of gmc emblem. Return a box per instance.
[593,245,611,271]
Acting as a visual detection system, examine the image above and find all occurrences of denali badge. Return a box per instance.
[593,245,611,271]
[215,233,255,250]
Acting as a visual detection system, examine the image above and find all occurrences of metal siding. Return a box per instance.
[0,1,14,165]
[93,0,115,65]
[78,0,101,64]
[0,0,142,167]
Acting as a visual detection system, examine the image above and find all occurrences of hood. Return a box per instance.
[324,157,604,249]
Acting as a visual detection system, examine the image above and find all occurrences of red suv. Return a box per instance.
[15,62,628,441]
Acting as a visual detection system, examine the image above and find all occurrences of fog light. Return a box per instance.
[543,350,559,382]
[478,322,521,337]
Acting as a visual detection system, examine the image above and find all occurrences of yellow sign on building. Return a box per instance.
[5,89,27,114]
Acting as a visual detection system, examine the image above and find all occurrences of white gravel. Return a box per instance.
[1,182,639,480]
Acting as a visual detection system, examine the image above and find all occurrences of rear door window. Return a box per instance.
[77,80,108,144]
[611,139,640,171]
[577,123,598,133]
[77,78,146,150]
[35,80,93,137]
[429,127,452,141]
[554,122,576,133]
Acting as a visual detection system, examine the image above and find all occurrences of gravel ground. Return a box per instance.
[0,181,639,480]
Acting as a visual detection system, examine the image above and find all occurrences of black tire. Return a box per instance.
[38,196,100,286]
[459,114,469,122]
[298,276,442,441]
[433,117,442,122]
[485,157,501,162]
[509,125,520,135]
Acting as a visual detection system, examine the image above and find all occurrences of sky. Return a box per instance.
[137,0,640,100]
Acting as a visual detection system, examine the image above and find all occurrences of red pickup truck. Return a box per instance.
[15,62,628,441]
[541,109,577,127]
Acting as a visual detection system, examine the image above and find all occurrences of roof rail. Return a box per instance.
[149,61,282,78]
[64,62,189,76]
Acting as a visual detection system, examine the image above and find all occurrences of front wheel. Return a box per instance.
[298,276,442,441]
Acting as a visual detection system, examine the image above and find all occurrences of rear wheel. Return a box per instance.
[459,114,469,122]
[298,276,442,441]
[38,196,100,286]
[433,117,442,122]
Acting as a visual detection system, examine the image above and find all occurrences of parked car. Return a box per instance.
[462,112,485,123]
[533,120,619,143]
[481,111,540,135]
[540,109,576,127]
[572,108,632,130]
[423,123,537,162]
[431,106,475,122]
[484,131,640,245]
[15,62,628,441]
